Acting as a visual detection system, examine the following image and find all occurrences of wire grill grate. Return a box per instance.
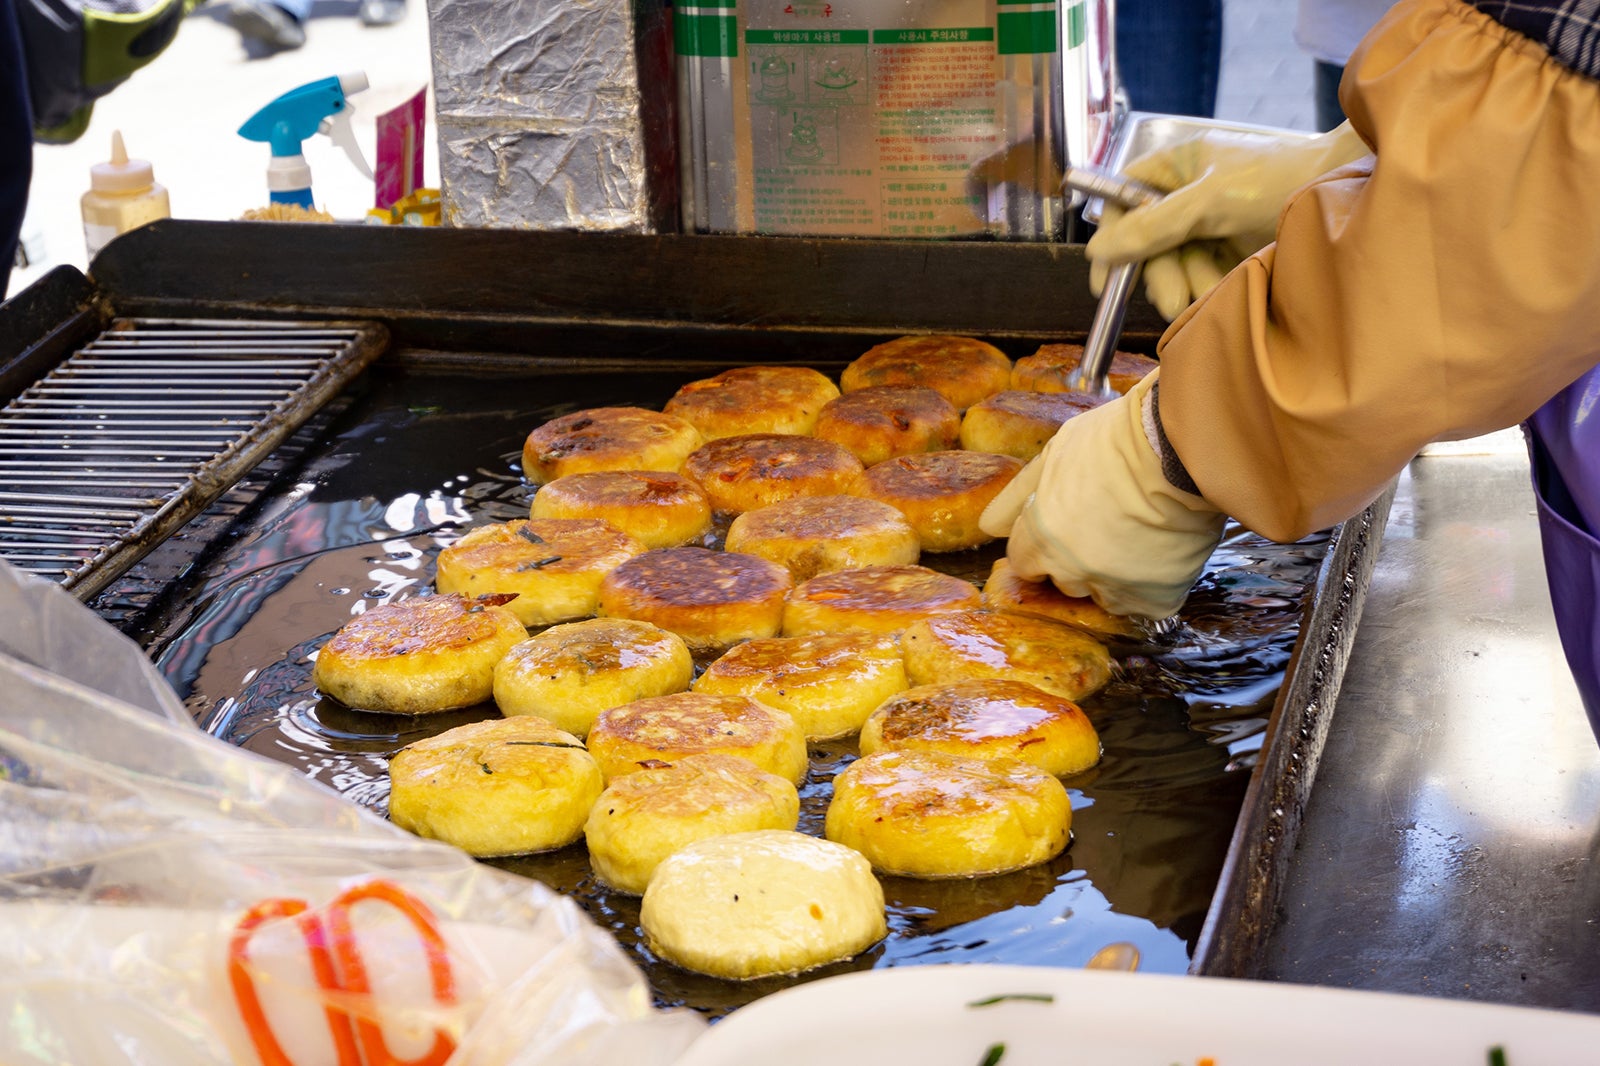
[0,317,387,598]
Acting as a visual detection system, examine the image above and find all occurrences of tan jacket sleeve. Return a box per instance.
[1155,0,1600,543]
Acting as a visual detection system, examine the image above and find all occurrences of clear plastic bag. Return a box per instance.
[0,560,706,1065]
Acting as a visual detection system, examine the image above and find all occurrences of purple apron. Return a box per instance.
[1525,366,1600,743]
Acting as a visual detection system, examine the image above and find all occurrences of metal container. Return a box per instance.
[0,220,1389,1012]
[676,0,1117,239]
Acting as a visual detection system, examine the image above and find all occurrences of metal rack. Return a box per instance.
[0,317,387,598]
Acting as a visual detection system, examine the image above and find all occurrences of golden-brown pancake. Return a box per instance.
[529,470,713,550]
[434,517,646,627]
[388,716,603,857]
[900,608,1114,701]
[312,593,526,715]
[981,557,1145,640]
[663,365,841,439]
[640,830,887,979]
[583,753,801,895]
[958,389,1108,461]
[824,748,1071,878]
[596,546,794,653]
[492,617,694,736]
[694,631,909,739]
[521,406,702,486]
[841,335,1013,410]
[859,677,1101,777]
[586,691,809,784]
[682,433,865,516]
[811,385,962,466]
[858,450,1024,552]
[724,494,920,582]
[1010,343,1158,396]
[781,563,982,637]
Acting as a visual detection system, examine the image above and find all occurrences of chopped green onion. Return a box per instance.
[516,555,563,571]
[977,1043,1005,1066]
[1488,1047,1507,1066]
[966,993,1055,1008]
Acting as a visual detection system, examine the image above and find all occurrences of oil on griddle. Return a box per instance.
[128,356,1324,1019]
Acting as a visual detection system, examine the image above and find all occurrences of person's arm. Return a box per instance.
[1160,0,1600,542]
[1086,121,1369,321]
[984,0,1600,616]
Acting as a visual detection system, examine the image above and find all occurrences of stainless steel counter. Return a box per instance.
[1261,431,1600,1011]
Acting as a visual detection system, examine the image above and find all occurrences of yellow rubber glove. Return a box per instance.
[1088,121,1370,320]
[978,372,1227,619]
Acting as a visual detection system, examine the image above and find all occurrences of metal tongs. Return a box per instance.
[1060,165,1165,398]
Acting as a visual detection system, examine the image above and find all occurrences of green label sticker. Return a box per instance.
[1065,1,1086,48]
[997,8,1056,54]
[746,29,870,44]
[870,27,994,45]
[675,11,738,56]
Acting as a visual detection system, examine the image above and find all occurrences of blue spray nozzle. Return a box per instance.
[239,73,367,158]
[240,73,372,207]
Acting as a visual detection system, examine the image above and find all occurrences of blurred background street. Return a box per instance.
[8,0,1316,295]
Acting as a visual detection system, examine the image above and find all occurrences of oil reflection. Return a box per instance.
[139,364,1329,1019]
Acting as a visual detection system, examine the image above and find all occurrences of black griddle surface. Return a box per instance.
[124,352,1325,1018]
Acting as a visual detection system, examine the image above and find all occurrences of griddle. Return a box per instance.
[0,219,1391,1014]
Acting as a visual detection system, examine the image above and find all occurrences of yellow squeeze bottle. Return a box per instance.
[81,131,171,260]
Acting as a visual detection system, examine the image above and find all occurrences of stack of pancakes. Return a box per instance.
[309,335,1157,982]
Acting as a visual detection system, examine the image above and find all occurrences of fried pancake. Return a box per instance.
[811,385,961,466]
[584,753,801,895]
[859,678,1101,777]
[521,406,702,486]
[663,365,841,439]
[859,450,1024,552]
[434,517,646,627]
[492,617,694,737]
[596,546,793,653]
[900,608,1114,701]
[694,632,909,739]
[841,335,1013,410]
[781,563,981,637]
[530,470,713,550]
[640,829,887,980]
[682,433,865,516]
[586,691,809,784]
[1011,343,1159,396]
[312,593,526,715]
[824,748,1071,878]
[958,389,1108,461]
[387,716,603,857]
[724,494,920,582]
[982,557,1145,640]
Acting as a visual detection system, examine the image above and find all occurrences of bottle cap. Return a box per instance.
[90,131,156,194]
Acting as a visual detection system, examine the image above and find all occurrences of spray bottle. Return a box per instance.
[238,73,373,211]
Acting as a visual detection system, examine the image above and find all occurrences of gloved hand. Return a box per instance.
[978,372,1227,618]
[1088,120,1369,320]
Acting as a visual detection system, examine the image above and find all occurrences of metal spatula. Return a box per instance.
[1061,165,1164,397]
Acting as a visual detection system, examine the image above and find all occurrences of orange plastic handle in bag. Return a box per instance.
[325,879,458,1066]
[229,897,363,1066]
[228,879,458,1066]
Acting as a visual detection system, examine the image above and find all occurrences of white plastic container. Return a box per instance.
[81,131,171,260]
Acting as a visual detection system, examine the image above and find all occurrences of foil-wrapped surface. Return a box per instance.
[427,0,677,232]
